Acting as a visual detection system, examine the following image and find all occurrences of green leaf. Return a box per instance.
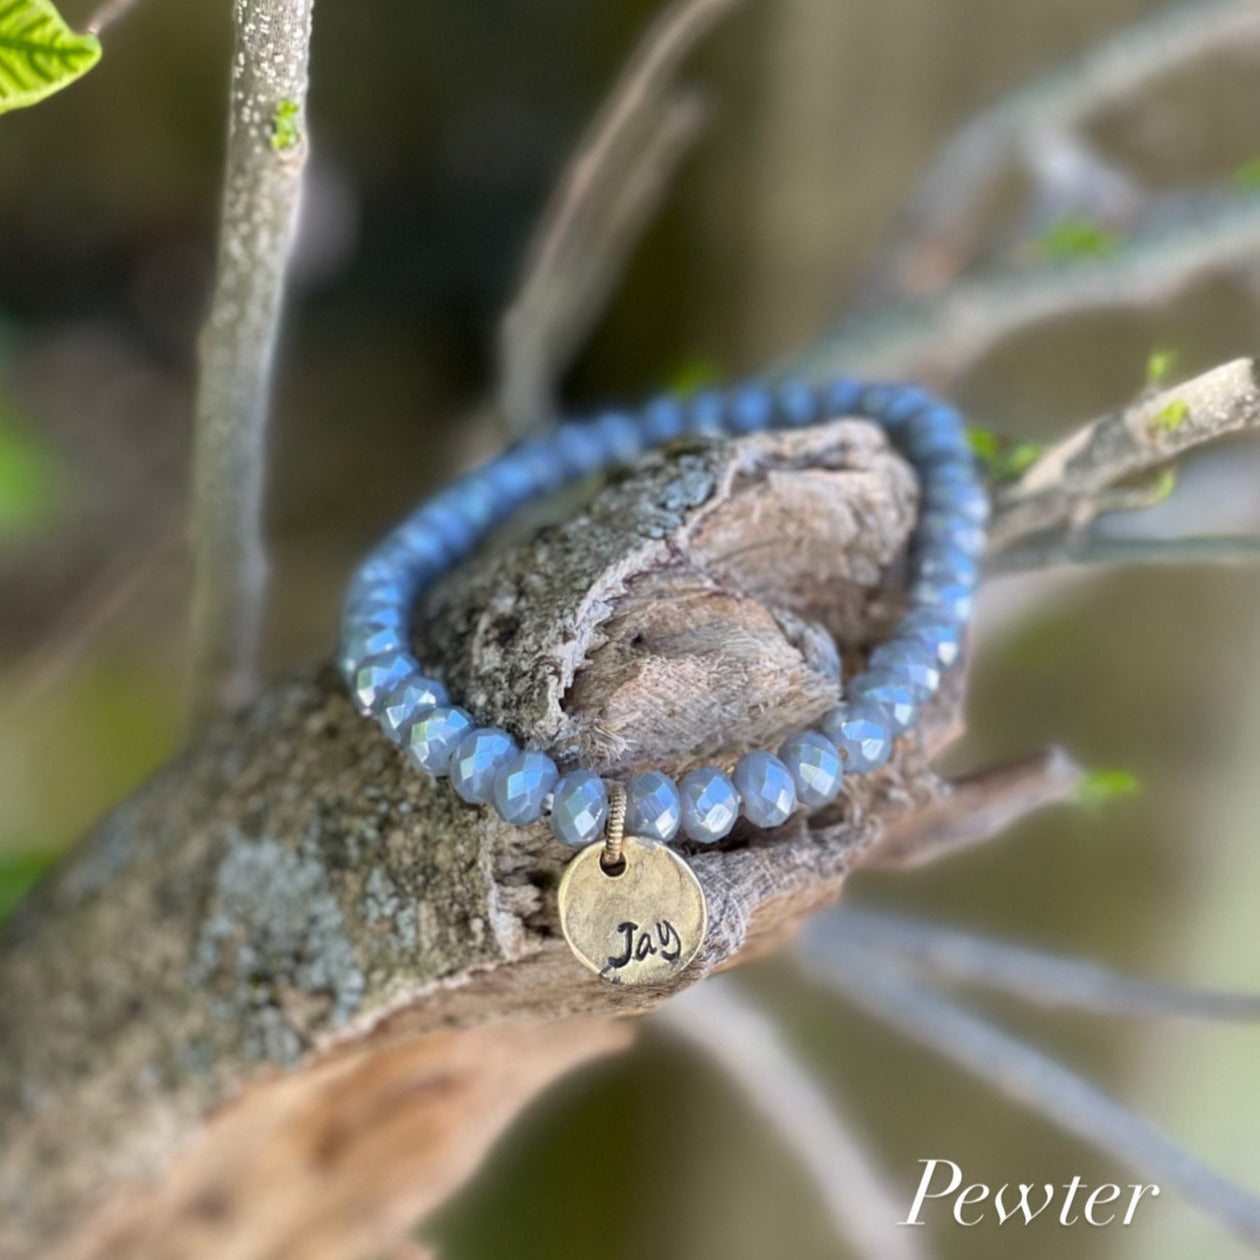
[0,850,55,924]
[1145,349,1177,388]
[0,408,58,540]
[1074,768,1140,811]
[270,99,301,152]
[0,0,101,116]
[967,426,1042,482]
[1037,215,1121,263]
[1232,157,1260,191]
[666,358,722,398]
[1149,398,1189,435]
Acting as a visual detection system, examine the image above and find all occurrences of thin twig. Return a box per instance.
[988,357,1260,552]
[798,928,1260,1246]
[85,0,144,34]
[988,529,1260,575]
[497,0,743,434]
[864,748,1082,870]
[827,907,1260,1022]
[188,0,314,725]
[790,194,1260,386]
[857,0,1260,305]
[658,980,931,1260]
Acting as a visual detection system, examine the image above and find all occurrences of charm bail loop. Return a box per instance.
[602,781,627,873]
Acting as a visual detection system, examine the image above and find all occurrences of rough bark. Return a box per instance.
[0,419,968,1260]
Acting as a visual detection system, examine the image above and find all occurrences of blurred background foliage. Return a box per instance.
[2,0,1259,1256]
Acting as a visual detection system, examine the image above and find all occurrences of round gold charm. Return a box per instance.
[557,836,708,985]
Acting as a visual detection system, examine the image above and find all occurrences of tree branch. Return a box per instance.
[791,197,1260,386]
[659,980,930,1260]
[989,357,1260,552]
[826,907,1260,1022]
[496,0,742,434]
[798,928,1260,1246]
[857,0,1260,305]
[0,420,973,1260]
[188,0,314,725]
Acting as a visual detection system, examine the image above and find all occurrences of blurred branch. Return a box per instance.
[792,194,1260,385]
[827,907,1260,1022]
[496,0,742,434]
[798,928,1260,1246]
[864,748,1081,870]
[86,0,142,34]
[188,0,314,725]
[659,980,931,1260]
[988,529,1260,575]
[988,357,1260,552]
[857,0,1260,305]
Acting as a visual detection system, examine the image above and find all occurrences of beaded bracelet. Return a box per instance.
[340,376,987,984]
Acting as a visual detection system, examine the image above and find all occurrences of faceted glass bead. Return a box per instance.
[351,654,413,715]
[405,705,473,775]
[642,397,687,444]
[730,385,775,433]
[911,579,974,623]
[869,641,942,700]
[380,676,449,743]
[684,389,727,436]
[492,750,559,825]
[679,766,740,844]
[919,543,979,587]
[342,623,406,671]
[916,510,986,558]
[550,770,609,847]
[776,380,819,428]
[820,378,861,418]
[448,727,517,804]
[849,672,918,734]
[733,751,797,828]
[822,703,894,773]
[594,412,645,464]
[624,771,682,842]
[555,422,606,477]
[778,730,843,806]
[898,617,962,668]
[924,477,990,526]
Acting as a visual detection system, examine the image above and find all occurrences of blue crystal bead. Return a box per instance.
[341,623,406,670]
[898,616,962,668]
[820,378,862,417]
[550,770,609,847]
[924,476,990,526]
[448,727,517,804]
[730,385,775,434]
[911,579,975,622]
[777,380,819,427]
[492,750,559,825]
[778,730,843,806]
[624,771,682,842]
[733,750,797,828]
[405,705,473,775]
[822,703,895,773]
[685,389,728,436]
[642,397,687,444]
[380,676,449,743]
[868,641,942,699]
[849,671,918,734]
[555,422,606,477]
[594,411,644,464]
[916,510,986,558]
[351,654,414,715]
[679,766,740,843]
[919,543,980,587]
